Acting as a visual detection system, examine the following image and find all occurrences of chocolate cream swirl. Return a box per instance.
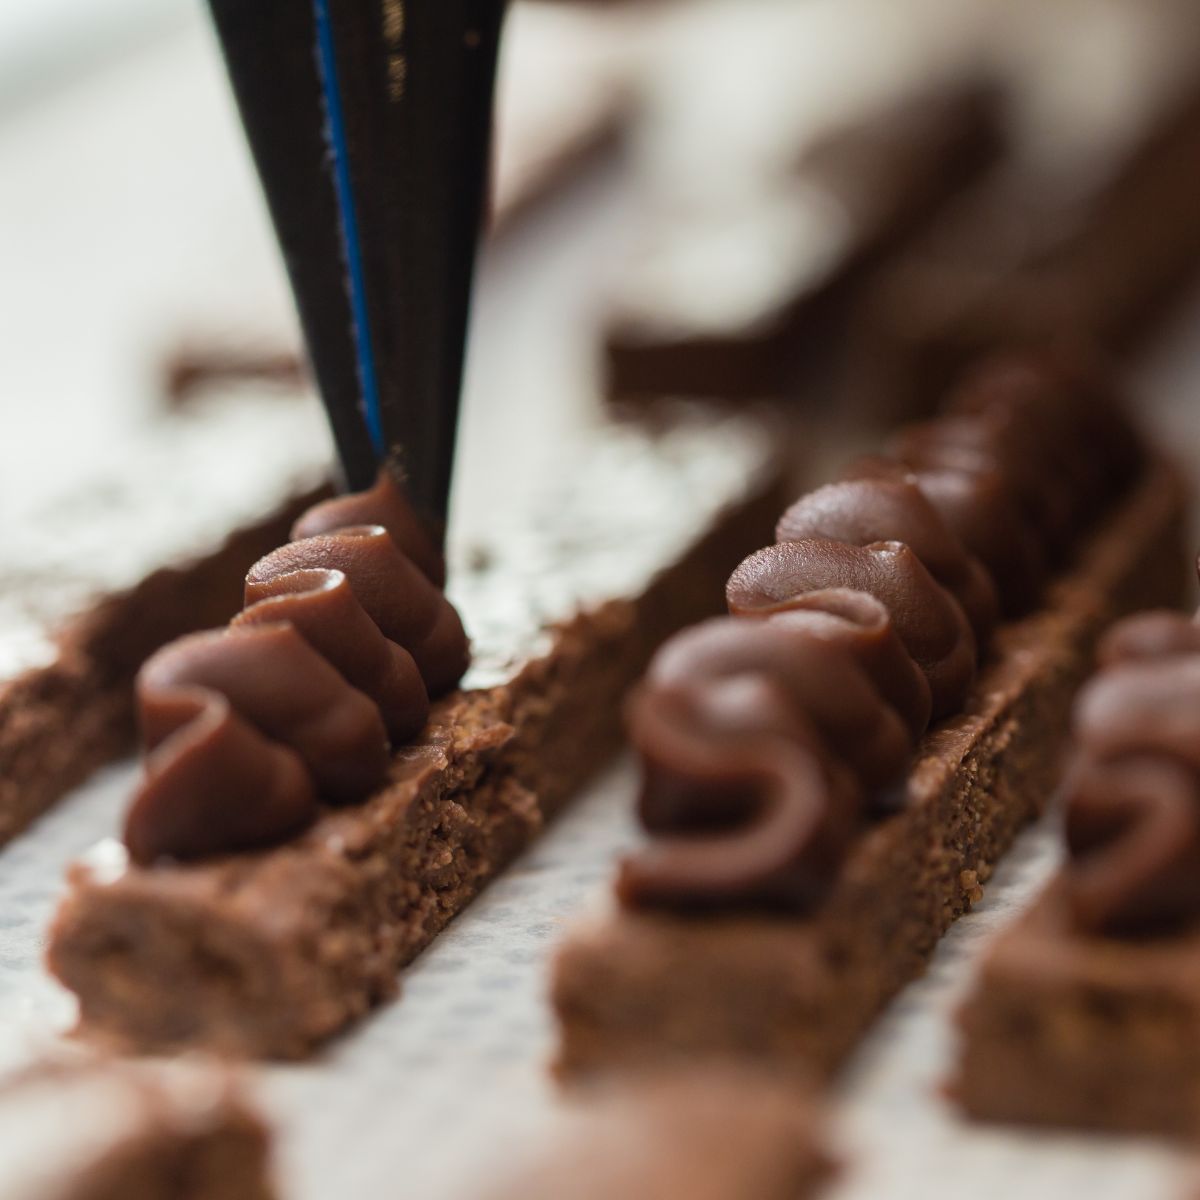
[621,352,1143,913]
[124,472,468,864]
[1063,603,1200,938]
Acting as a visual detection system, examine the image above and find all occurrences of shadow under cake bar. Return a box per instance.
[552,356,1188,1083]
[0,1058,272,1200]
[47,406,786,1059]
[954,606,1200,1140]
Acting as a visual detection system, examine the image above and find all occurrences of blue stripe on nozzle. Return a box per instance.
[312,0,386,459]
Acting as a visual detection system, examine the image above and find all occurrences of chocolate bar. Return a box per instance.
[0,1058,272,1200]
[955,605,1200,1140]
[47,406,785,1058]
[485,1071,835,1200]
[603,80,1002,404]
[552,358,1188,1082]
[852,81,1200,419]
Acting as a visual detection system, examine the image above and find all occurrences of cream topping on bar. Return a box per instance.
[1063,599,1200,937]
[776,477,998,644]
[120,407,778,864]
[620,351,1143,912]
[125,473,467,864]
[618,592,920,911]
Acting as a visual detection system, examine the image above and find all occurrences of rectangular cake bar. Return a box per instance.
[0,393,330,848]
[955,879,1200,1140]
[490,2,631,235]
[0,0,638,852]
[485,1070,835,1200]
[852,82,1200,420]
[604,82,1002,405]
[0,1058,273,1200]
[47,408,786,1059]
[552,455,1187,1083]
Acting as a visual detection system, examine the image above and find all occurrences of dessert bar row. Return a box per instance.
[13,355,1196,1199]
[554,350,1186,1084]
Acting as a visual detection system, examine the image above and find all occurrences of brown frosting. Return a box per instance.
[949,352,1140,508]
[1063,609,1200,936]
[767,592,932,743]
[844,454,1046,616]
[776,478,998,642]
[124,469,468,864]
[914,353,1138,554]
[646,596,928,787]
[622,352,1146,915]
[841,353,1139,618]
[246,525,467,695]
[728,540,975,718]
[618,669,858,911]
[1096,608,1200,666]
[1064,755,1200,938]
[291,470,446,586]
[618,593,931,910]
[891,413,1079,557]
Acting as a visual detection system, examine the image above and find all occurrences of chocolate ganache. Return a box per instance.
[124,472,468,864]
[620,352,1143,912]
[1063,596,1200,938]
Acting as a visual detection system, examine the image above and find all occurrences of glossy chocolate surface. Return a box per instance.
[1064,607,1200,936]
[125,471,467,864]
[623,353,1145,913]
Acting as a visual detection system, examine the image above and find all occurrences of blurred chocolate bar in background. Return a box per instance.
[162,0,1200,424]
[603,82,1002,404]
[599,0,999,405]
[484,1071,835,1200]
[852,85,1200,421]
[597,0,1200,416]
[848,0,1200,418]
[490,2,634,235]
[0,1058,272,1200]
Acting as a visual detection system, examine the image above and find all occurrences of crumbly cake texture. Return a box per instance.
[487,1070,835,1200]
[0,1059,273,1200]
[552,455,1187,1082]
[955,879,1200,1140]
[0,487,327,850]
[47,411,785,1059]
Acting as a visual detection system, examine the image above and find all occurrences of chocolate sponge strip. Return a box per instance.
[46,469,784,1059]
[605,84,1004,405]
[552,457,1187,1083]
[854,84,1200,419]
[0,1061,274,1200]
[0,486,329,850]
[483,1071,835,1200]
[955,880,1200,1141]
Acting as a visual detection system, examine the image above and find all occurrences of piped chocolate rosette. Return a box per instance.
[619,353,1143,912]
[124,473,469,864]
[1062,597,1200,938]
